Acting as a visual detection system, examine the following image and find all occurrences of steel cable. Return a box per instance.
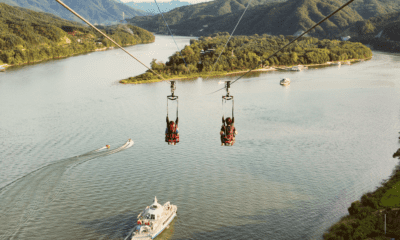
[209,0,356,94]
[56,0,166,81]
[154,0,190,72]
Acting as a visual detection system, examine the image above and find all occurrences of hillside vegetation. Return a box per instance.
[121,32,372,83]
[0,0,147,24]
[324,167,400,239]
[339,11,400,52]
[128,0,285,34]
[128,0,400,37]
[0,3,154,66]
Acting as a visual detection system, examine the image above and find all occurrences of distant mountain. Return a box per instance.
[0,0,148,24]
[128,0,363,37]
[128,0,286,31]
[336,0,400,19]
[124,0,190,15]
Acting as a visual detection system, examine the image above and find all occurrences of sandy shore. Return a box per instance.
[121,57,372,84]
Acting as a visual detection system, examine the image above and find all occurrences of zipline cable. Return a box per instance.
[55,0,166,81]
[206,0,254,77]
[154,0,190,71]
[209,0,356,94]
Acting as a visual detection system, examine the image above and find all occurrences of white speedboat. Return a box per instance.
[280,78,290,86]
[132,197,177,240]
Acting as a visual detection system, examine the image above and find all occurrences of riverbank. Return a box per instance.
[119,67,277,84]
[0,44,146,71]
[120,57,371,84]
[323,144,400,239]
[0,64,8,72]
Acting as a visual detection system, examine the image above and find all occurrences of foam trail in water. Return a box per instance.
[0,139,134,240]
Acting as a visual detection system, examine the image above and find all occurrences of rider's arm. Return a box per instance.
[166,116,169,124]
[175,117,179,126]
[222,117,225,124]
[232,117,234,123]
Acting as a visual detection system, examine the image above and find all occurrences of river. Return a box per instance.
[1,35,400,240]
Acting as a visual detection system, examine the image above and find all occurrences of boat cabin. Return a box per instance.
[144,197,163,220]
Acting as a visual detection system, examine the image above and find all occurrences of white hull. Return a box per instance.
[132,202,177,240]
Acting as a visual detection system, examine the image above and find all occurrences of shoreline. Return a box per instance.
[120,57,372,84]
[323,141,400,239]
[0,42,153,71]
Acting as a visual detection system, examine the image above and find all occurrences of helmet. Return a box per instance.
[226,117,232,124]
[169,121,175,126]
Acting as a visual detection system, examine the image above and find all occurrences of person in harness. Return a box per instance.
[165,116,179,145]
[220,116,237,146]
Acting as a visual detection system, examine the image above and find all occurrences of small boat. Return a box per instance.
[0,67,5,72]
[132,197,177,240]
[280,78,290,86]
[332,62,341,66]
[287,65,307,71]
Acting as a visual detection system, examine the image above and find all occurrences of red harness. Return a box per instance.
[222,125,235,144]
[166,123,179,143]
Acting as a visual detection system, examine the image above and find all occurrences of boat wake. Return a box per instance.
[0,139,134,240]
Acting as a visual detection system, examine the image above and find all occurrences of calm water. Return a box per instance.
[1,35,400,240]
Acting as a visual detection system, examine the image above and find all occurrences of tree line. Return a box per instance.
[126,32,372,82]
[0,3,154,66]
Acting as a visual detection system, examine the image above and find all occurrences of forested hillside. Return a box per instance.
[0,3,154,65]
[0,0,147,24]
[339,11,400,52]
[128,0,400,38]
[128,0,285,33]
[337,0,400,19]
[122,32,372,83]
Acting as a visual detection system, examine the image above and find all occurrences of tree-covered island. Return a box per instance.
[120,32,372,84]
[0,3,154,69]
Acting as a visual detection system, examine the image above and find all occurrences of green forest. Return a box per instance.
[0,3,154,66]
[128,0,400,38]
[122,32,372,83]
[343,11,400,52]
[324,167,400,239]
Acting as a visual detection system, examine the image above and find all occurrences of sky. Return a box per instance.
[120,0,213,3]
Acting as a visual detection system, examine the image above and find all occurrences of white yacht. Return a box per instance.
[132,197,177,240]
[280,78,290,86]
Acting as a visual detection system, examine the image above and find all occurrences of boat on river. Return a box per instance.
[132,197,177,240]
[280,78,290,86]
[287,65,307,71]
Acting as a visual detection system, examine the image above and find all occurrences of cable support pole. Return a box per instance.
[209,0,355,94]
[153,0,190,72]
[55,0,166,81]
[207,0,254,77]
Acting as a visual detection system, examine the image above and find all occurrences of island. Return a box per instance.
[120,32,373,84]
[0,3,154,70]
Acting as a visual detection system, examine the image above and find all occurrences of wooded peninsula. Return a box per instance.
[120,32,372,84]
[0,3,154,68]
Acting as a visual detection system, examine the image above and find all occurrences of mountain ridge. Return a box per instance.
[0,0,147,24]
[128,0,364,37]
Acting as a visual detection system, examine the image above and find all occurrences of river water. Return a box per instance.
[1,35,400,240]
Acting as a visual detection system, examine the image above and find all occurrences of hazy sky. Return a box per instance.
[121,0,213,3]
